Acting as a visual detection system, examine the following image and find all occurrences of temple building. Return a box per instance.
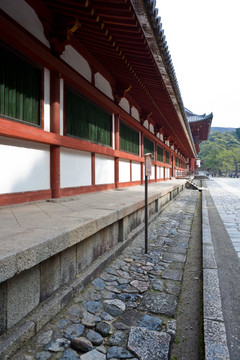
[0,0,198,206]
[185,108,213,154]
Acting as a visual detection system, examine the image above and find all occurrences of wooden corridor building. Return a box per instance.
[0,0,198,206]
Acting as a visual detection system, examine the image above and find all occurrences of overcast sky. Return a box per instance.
[156,0,240,128]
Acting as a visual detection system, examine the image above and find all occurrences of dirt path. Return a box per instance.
[170,191,204,360]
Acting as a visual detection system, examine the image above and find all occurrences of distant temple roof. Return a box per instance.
[185,108,213,153]
[185,108,213,123]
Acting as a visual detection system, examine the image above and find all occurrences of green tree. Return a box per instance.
[199,130,240,176]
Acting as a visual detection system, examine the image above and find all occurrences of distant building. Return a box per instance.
[0,0,197,206]
[185,108,213,154]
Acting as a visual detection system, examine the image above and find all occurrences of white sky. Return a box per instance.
[156,0,240,128]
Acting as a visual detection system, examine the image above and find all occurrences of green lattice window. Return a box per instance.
[0,44,41,125]
[144,137,154,158]
[165,150,170,164]
[66,87,112,146]
[157,145,164,162]
[120,121,139,155]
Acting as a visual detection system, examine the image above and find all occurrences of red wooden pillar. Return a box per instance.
[50,71,60,198]
[154,144,157,182]
[115,114,120,188]
[141,132,144,184]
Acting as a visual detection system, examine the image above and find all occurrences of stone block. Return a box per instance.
[203,244,217,269]
[0,320,35,360]
[61,246,77,285]
[40,254,61,301]
[204,269,223,321]
[128,326,171,360]
[77,237,95,274]
[7,266,40,328]
[0,282,7,335]
[204,319,230,360]
[162,253,186,263]
[0,253,17,283]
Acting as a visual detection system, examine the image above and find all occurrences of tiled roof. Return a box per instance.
[185,108,213,123]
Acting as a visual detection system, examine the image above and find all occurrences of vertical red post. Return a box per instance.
[50,71,60,198]
[115,114,120,188]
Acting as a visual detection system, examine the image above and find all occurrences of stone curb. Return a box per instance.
[202,189,230,360]
[0,195,173,360]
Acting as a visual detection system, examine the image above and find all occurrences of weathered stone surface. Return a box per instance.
[82,310,101,327]
[36,351,51,360]
[71,337,93,352]
[107,346,133,359]
[116,270,130,279]
[167,319,177,339]
[138,314,162,331]
[151,280,163,292]
[36,330,53,345]
[66,304,81,321]
[127,326,171,360]
[139,292,177,317]
[108,331,128,346]
[92,278,106,291]
[61,246,77,285]
[161,269,183,282]
[130,280,149,293]
[204,269,224,321]
[84,301,103,314]
[117,278,130,285]
[40,255,61,301]
[101,274,118,282]
[95,322,110,337]
[204,319,230,360]
[60,348,79,360]
[103,299,126,317]
[117,293,140,302]
[163,253,186,263]
[80,349,106,360]
[64,324,85,340]
[7,266,40,328]
[86,329,104,345]
[45,338,70,352]
[101,312,114,321]
[105,285,122,294]
[165,281,181,296]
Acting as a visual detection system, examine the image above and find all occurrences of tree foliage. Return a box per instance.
[199,130,240,175]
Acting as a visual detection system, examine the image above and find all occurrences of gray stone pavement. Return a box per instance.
[203,178,240,360]
[10,188,198,360]
[206,178,240,256]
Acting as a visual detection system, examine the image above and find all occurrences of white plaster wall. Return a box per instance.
[60,149,91,188]
[159,166,164,179]
[0,137,50,194]
[132,162,141,182]
[44,68,50,132]
[95,73,114,100]
[150,165,155,180]
[131,107,140,121]
[119,98,130,113]
[61,45,91,82]
[149,124,154,134]
[143,120,148,129]
[0,0,50,47]
[165,168,170,178]
[95,155,114,185]
[119,160,130,183]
